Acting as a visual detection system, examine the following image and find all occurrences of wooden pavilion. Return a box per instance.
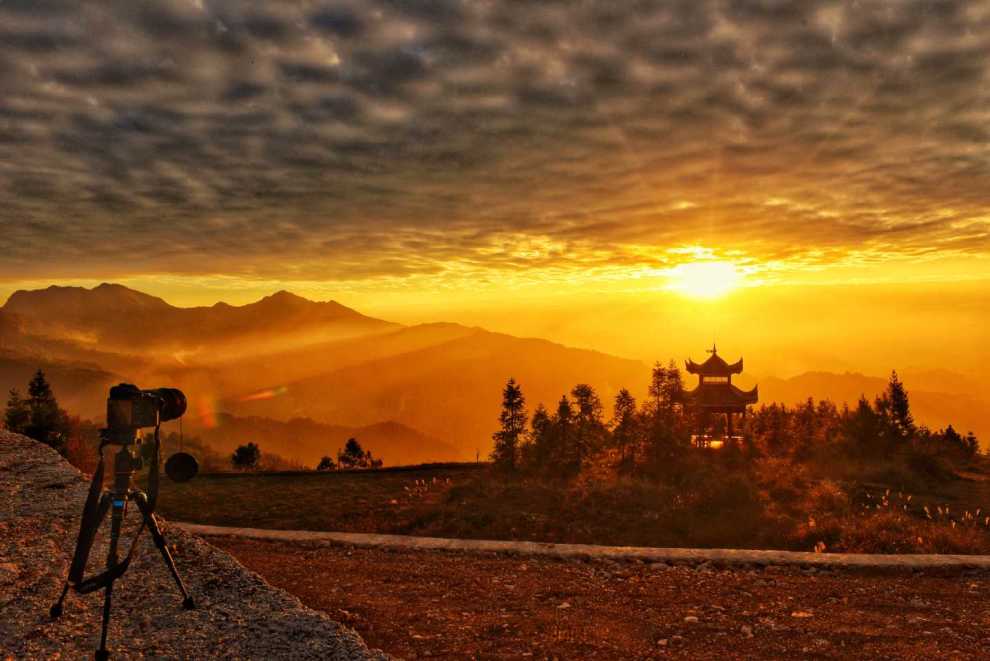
[681,344,758,447]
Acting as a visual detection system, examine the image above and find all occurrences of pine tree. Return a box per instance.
[492,378,527,471]
[571,383,604,457]
[4,388,30,434]
[24,370,68,454]
[525,403,552,470]
[846,396,881,457]
[648,361,666,413]
[554,395,579,475]
[611,388,638,462]
[885,370,914,439]
[662,360,684,409]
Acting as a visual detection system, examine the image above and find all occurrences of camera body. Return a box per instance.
[104,383,187,444]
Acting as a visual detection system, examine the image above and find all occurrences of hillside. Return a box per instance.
[228,328,650,451]
[197,413,462,465]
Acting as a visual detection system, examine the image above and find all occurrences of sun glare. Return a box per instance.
[667,261,741,298]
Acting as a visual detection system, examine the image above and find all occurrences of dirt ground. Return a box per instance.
[213,538,990,660]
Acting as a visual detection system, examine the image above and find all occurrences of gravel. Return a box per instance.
[0,431,389,660]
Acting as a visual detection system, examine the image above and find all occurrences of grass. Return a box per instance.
[155,465,484,532]
[155,457,990,553]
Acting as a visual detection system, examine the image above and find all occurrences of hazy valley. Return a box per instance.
[2,283,987,466]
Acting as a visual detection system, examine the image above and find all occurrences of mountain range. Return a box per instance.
[1,283,986,463]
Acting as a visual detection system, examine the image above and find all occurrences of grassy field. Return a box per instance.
[155,459,990,553]
[155,465,485,533]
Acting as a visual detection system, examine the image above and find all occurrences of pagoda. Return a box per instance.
[681,344,758,447]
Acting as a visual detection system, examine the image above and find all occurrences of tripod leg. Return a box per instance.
[95,494,126,661]
[51,492,112,619]
[132,492,195,610]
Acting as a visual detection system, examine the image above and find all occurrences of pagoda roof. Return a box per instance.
[685,345,743,376]
[681,383,758,410]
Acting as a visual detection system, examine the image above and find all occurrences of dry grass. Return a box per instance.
[156,454,990,554]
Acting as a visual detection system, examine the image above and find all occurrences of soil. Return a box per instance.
[214,537,990,660]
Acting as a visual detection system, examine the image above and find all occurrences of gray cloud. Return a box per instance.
[0,0,988,283]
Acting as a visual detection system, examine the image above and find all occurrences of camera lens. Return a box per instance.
[149,388,187,422]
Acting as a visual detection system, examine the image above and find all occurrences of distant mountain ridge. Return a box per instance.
[2,283,397,353]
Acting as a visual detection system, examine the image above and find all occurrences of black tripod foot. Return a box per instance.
[49,603,63,619]
[94,650,110,661]
[182,596,195,610]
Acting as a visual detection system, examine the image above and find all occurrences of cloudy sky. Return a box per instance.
[1,0,989,309]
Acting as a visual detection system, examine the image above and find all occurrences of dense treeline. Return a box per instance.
[492,364,980,481]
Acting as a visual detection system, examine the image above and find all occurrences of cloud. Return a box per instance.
[0,0,988,287]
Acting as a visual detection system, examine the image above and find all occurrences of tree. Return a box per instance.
[523,403,552,470]
[611,388,638,462]
[4,388,30,434]
[231,442,261,470]
[876,371,914,446]
[554,395,580,475]
[648,362,667,413]
[316,456,336,471]
[337,437,380,469]
[844,396,882,457]
[492,378,527,471]
[19,370,69,455]
[571,383,605,457]
[662,360,684,410]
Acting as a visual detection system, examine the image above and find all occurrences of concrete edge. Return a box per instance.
[173,522,990,570]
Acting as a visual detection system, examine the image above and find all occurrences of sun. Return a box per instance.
[667,261,741,298]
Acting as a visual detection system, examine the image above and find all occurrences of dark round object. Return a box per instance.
[183,596,196,610]
[148,387,187,422]
[165,452,199,483]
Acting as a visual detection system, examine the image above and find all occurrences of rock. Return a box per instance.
[684,616,699,624]
[0,431,389,660]
[741,625,754,638]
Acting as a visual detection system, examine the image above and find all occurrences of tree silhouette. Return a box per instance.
[15,370,70,455]
[886,370,914,438]
[492,378,527,471]
[231,442,261,470]
[4,388,30,434]
[571,383,605,459]
[611,388,638,463]
[317,455,336,471]
[337,437,381,468]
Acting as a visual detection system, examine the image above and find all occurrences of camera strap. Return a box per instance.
[147,423,161,512]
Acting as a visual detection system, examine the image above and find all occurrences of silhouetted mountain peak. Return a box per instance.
[0,282,396,350]
[4,283,170,314]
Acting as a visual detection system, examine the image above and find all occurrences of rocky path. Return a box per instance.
[178,522,990,570]
[0,431,387,660]
[215,537,990,659]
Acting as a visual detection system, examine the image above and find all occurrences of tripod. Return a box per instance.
[50,428,195,660]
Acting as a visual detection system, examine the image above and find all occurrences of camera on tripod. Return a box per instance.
[52,382,199,660]
[103,383,198,483]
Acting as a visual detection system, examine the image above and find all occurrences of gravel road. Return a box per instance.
[0,431,388,660]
